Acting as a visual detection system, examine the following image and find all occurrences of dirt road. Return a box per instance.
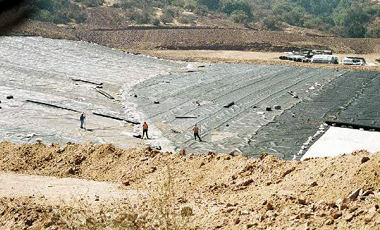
[0,172,141,205]
[145,50,380,71]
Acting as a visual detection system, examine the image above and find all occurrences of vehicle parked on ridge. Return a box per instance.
[311,55,339,64]
[312,50,333,55]
[279,49,332,63]
[342,57,366,66]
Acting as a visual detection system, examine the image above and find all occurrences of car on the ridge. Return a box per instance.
[342,57,366,66]
[311,55,339,64]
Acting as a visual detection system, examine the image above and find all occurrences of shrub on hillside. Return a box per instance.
[193,4,208,16]
[178,15,190,24]
[303,17,329,31]
[281,8,305,27]
[178,14,196,24]
[162,6,181,18]
[114,0,133,9]
[33,9,53,22]
[231,9,249,23]
[34,0,55,11]
[52,14,71,24]
[366,25,380,38]
[184,1,196,12]
[160,14,174,24]
[196,0,220,10]
[160,6,181,24]
[262,16,279,30]
[128,9,152,24]
[152,18,160,26]
[221,0,252,17]
[76,0,104,7]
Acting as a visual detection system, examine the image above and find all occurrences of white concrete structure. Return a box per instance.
[302,127,380,160]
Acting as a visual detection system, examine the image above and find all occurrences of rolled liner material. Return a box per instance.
[26,100,80,113]
[223,102,235,108]
[92,112,140,125]
[26,100,140,125]
[175,116,197,119]
[96,89,115,100]
[71,78,103,86]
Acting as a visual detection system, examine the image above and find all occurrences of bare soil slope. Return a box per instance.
[75,28,380,54]
[7,20,380,54]
[1,142,380,229]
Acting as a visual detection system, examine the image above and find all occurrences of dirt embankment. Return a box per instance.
[1,142,380,229]
[6,20,380,54]
[74,28,380,54]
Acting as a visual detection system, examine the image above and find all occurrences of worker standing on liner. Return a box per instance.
[80,112,86,129]
[193,124,202,141]
[142,122,149,139]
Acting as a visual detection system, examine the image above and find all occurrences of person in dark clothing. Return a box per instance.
[142,122,149,139]
[193,124,202,141]
[80,112,86,129]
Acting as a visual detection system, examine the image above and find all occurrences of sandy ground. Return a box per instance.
[144,50,380,71]
[0,172,142,205]
[1,142,380,229]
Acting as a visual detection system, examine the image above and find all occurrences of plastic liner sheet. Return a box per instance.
[131,64,345,154]
[245,71,380,160]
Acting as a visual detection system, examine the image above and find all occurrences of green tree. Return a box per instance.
[366,25,380,38]
[339,8,369,37]
[34,0,55,11]
[282,7,306,26]
[196,0,220,10]
[231,10,248,23]
[221,0,252,18]
[262,16,279,30]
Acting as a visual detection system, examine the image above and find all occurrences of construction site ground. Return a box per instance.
[1,142,380,229]
[143,50,380,71]
[1,34,380,229]
[3,36,380,159]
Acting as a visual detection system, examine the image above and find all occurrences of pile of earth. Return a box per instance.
[1,142,380,229]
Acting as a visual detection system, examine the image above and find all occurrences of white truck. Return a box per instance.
[342,57,366,66]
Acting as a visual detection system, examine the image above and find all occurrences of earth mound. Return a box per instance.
[1,142,380,229]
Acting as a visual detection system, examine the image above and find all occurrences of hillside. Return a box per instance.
[9,0,380,39]
[4,19,380,56]
[3,1,380,55]
[2,0,380,55]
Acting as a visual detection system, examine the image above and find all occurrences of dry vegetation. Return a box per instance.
[1,142,380,229]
